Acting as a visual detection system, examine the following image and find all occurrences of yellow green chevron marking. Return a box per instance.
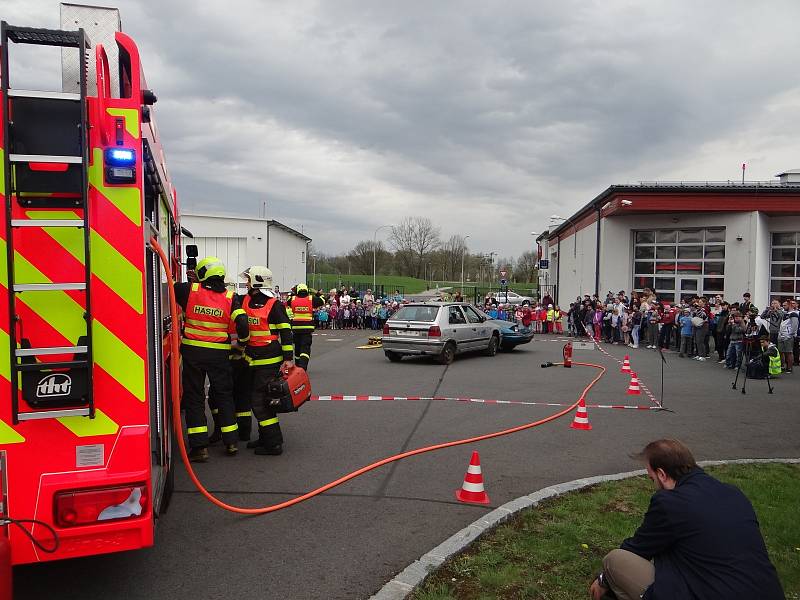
[25,211,143,314]
[57,408,119,437]
[0,420,24,444]
[0,147,5,196]
[0,238,145,402]
[0,328,9,382]
[106,108,140,139]
[92,321,145,402]
[88,148,141,226]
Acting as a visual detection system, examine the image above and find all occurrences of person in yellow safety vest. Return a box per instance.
[241,266,294,455]
[174,256,249,462]
[759,335,782,377]
[546,304,555,334]
[208,316,254,444]
[286,283,325,370]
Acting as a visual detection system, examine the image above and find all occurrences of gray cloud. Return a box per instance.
[6,0,800,256]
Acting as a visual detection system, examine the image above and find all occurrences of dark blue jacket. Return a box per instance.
[621,468,784,600]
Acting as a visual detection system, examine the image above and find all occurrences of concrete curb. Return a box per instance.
[368,458,800,600]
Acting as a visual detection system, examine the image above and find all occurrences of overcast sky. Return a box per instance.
[7,1,800,258]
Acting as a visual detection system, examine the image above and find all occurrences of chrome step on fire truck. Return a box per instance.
[0,4,182,565]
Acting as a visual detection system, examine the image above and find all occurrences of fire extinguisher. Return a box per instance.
[563,341,573,368]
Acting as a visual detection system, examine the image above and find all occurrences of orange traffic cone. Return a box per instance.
[570,396,592,430]
[455,451,490,505]
[621,355,631,374]
[627,372,641,395]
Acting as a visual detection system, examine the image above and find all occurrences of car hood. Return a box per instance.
[487,319,525,331]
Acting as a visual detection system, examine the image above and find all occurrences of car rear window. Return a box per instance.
[391,306,439,322]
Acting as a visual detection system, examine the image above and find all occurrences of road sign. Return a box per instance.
[499,269,507,278]
[539,259,549,269]
[500,278,507,286]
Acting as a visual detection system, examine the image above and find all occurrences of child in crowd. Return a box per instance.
[317,305,329,329]
[678,308,694,357]
[553,305,563,334]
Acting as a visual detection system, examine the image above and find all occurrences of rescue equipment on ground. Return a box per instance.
[455,451,490,505]
[266,365,312,413]
[562,341,573,368]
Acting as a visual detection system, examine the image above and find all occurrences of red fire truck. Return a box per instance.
[0,5,181,564]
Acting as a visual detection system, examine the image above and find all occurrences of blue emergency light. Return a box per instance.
[105,148,136,166]
[104,147,137,183]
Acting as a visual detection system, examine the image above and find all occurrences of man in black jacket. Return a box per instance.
[590,439,784,600]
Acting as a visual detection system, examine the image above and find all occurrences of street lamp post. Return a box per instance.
[373,224,392,296]
[311,254,317,291]
[460,235,470,299]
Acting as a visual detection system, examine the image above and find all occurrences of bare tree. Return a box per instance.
[513,251,538,284]
[389,217,441,278]
[440,235,468,281]
[347,240,391,275]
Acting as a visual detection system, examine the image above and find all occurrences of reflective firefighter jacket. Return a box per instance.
[243,290,294,367]
[175,280,249,354]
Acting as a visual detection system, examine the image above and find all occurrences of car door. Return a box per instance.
[446,305,470,350]
[463,305,489,349]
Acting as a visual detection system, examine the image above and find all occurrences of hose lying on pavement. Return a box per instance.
[151,237,607,515]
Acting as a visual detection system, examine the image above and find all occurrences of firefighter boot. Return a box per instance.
[254,444,283,456]
[189,447,209,463]
[225,443,238,456]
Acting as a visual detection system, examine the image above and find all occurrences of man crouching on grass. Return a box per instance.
[589,439,784,600]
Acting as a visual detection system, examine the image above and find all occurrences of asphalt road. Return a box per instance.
[14,331,800,599]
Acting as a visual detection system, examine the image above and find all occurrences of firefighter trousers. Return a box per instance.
[209,357,253,440]
[181,349,239,448]
[293,329,313,370]
[250,365,284,448]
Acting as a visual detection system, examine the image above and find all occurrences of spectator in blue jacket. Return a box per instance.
[589,439,783,600]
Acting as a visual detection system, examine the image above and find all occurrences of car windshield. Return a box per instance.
[391,306,439,322]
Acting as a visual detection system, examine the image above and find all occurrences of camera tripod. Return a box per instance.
[731,338,774,394]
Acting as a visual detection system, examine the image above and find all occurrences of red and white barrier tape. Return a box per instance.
[310,395,661,410]
[584,333,661,407]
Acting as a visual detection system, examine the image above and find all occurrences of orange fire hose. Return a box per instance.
[150,237,607,514]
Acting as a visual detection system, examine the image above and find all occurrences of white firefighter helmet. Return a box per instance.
[242,265,273,289]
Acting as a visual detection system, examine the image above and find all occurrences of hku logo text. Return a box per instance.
[37,374,72,398]
[194,305,224,317]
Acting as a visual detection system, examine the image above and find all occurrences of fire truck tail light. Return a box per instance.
[55,484,147,528]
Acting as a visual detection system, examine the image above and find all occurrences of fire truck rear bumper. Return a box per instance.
[10,425,154,565]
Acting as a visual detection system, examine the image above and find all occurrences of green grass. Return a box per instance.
[413,463,800,600]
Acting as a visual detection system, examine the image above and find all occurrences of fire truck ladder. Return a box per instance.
[1,22,95,423]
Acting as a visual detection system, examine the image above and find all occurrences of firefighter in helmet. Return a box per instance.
[241,266,294,455]
[286,283,324,370]
[174,256,249,461]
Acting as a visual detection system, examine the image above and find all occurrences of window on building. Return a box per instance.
[632,228,726,302]
[769,232,799,303]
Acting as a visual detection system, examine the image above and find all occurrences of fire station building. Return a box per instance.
[537,170,800,310]
[181,213,311,292]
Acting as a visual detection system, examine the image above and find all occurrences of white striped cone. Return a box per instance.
[455,451,490,505]
[627,372,641,395]
[621,355,631,374]
[570,396,592,430]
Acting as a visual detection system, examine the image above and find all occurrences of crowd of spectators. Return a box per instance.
[308,285,800,374]
[562,289,799,374]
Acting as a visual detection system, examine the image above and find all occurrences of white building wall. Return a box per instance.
[267,225,308,292]
[551,211,789,305]
[180,214,268,290]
